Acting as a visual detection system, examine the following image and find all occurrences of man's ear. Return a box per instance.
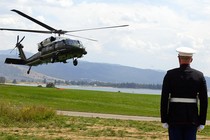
[190,58,193,63]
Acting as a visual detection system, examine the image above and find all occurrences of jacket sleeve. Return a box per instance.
[198,75,208,125]
[161,72,170,123]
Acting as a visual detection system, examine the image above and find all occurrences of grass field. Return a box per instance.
[0,84,209,139]
[0,84,162,117]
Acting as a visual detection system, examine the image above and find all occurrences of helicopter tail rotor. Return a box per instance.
[10,35,25,53]
[18,35,25,44]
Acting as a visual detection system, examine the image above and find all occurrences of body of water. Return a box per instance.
[58,85,161,95]
[13,83,210,96]
[59,85,210,96]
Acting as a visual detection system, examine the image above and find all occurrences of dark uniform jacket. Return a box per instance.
[161,64,208,126]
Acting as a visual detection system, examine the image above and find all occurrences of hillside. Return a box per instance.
[32,61,165,84]
[1,50,210,87]
[0,51,164,84]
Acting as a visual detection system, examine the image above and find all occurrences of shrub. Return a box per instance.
[46,82,55,88]
[0,102,56,123]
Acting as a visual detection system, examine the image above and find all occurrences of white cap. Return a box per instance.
[176,47,196,57]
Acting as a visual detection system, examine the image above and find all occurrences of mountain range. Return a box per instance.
[1,50,210,87]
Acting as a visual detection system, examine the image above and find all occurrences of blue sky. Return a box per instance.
[1,0,210,76]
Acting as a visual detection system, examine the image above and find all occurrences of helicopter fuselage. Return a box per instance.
[5,36,87,74]
[26,37,87,66]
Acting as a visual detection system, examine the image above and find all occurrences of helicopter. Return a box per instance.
[0,9,128,74]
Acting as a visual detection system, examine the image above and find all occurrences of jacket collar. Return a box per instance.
[180,64,190,69]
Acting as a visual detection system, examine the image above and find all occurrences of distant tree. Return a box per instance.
[65,80,70,85]
[12,79,17,84]
[0,77,6,84]
[37,85,43,87]
[46,82,55,88]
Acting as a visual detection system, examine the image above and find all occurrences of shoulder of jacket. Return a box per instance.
[191,68,204,75]
[167,68,179,73]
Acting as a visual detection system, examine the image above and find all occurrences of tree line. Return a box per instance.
[67,81,162,89]
[0,76,162,90]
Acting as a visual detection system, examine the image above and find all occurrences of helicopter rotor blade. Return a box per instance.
[10,47,16,53]
[11,9,56,32]
[10,35,19,53]
[1,9,129,37]
[10,46,17,53]
[0,28,52,34]
[19,36,25,44]
[17,35,19,43]
[10,35,25,53]
[0,25,128,35]
[66,34,98,42]
[66,25,129,33]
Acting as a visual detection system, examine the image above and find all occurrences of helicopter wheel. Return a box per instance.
[73,59,78,66]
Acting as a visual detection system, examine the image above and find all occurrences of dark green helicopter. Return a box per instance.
[0,9,128,74]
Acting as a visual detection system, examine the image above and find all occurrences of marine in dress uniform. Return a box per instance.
[160,47,208,140]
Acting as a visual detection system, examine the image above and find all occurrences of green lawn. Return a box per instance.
[0,84,210,139]
[0,84,209,119]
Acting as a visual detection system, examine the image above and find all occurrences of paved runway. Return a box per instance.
[57,110,210,125]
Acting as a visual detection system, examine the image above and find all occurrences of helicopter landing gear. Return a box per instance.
[27,66,32,74]
[73,58,78,66]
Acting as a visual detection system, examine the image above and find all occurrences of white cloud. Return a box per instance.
[45,0,74,7]
[1,0,210,76]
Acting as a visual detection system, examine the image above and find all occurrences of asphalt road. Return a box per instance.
[57,110,160,121]
[57,110,210,125]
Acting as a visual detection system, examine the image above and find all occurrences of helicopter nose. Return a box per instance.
[83,50,87,55]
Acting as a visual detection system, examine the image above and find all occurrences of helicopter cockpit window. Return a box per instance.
[65,39,80,46]
[50,36,56,42]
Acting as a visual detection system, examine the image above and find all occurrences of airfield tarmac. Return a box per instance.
[57,110,210,125]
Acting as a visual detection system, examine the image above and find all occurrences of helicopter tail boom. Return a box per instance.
[5,58,26,65]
